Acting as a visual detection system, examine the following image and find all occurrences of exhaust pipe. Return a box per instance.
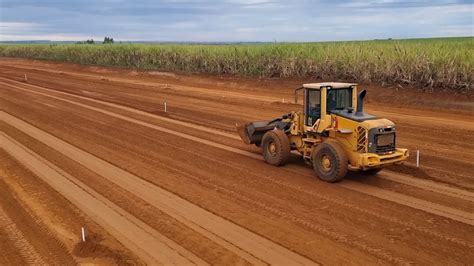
[356,89,367,116]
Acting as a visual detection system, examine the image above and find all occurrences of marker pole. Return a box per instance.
[81,227,86,242]
[416,150,420,168]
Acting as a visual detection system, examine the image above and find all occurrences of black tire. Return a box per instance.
[363,168,383,175]
[312,141,348,182]
[262,130,290,166]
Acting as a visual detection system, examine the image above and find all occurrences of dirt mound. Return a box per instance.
[73,233,134,264]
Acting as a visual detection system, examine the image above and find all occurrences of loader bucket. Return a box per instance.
[236,119,291,146]
[236,122,268,145]
[236,123,252,145]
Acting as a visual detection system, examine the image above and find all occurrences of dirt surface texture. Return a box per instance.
[0,58,473,265]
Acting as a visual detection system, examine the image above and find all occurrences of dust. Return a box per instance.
[387,164,431,179]
[148,71,177,78]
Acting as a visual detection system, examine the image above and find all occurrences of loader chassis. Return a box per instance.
[237,82,409,182]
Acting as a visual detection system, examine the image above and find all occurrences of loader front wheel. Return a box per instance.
[312,142,348,182]
[262,130,290,166]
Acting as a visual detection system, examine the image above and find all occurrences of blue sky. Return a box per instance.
[0,0,473,42]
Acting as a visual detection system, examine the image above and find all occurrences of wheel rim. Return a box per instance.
[267,141,277,156]
[321,154,332,172]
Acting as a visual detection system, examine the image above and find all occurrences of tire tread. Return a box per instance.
[262,130,290,166]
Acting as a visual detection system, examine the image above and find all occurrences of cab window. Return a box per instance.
[327,88,352,113]
[306,89,320,126]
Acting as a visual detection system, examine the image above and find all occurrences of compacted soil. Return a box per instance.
[0,58,473,265]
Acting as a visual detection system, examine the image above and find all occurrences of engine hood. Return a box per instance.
[361,118,395,129]
[330,109,377,122]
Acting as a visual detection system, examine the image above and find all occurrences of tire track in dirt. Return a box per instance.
[2,81,472,226]
[2,78,470,199]
[10,90,469,262]
[2,86,472,260]
[2,68,473,186]
[5,72,472,190]
[0,78,240,141]
[89,123,414,264]
[0,81,258,158]
[1,70,472,131]
[151,137,474,249]
[285,164,474,226]
[340,181,473,225]
[0,175,77,264]
[0,78,473,185]
[6,76,470,195]
[95,117,473,250]
[0,206,46,265]
[0,66,279,103]
[16,90,473,255]
[0,132,208,265]
[378,171,474,202]
[0,112,318,266]
[1,94,414,264]
[2,72,469,180]
[404,162,473,181]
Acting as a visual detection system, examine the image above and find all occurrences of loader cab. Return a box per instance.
[296,82,358,127]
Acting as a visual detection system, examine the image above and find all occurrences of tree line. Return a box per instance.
[76,37,114,44]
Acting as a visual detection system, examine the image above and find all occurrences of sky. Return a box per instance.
[0,0,473,42]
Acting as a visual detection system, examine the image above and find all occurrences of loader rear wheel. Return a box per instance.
[312,142,348,182]
[262,130,290,166]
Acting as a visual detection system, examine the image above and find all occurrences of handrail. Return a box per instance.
[294,86,304,104]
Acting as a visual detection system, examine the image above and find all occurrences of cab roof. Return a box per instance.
[303,82,357,89]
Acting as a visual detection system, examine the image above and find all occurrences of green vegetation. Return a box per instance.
[0,37,472,91]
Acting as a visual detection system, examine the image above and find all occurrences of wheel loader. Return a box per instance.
[236,82,409,182]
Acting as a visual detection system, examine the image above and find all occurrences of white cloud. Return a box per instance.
[0,22,40,32]
[0,34,100,41]
[0,1,472,42]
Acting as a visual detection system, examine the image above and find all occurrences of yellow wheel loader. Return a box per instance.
[237,82,409,182]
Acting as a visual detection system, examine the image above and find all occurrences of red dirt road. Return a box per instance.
[0,58,473,264]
